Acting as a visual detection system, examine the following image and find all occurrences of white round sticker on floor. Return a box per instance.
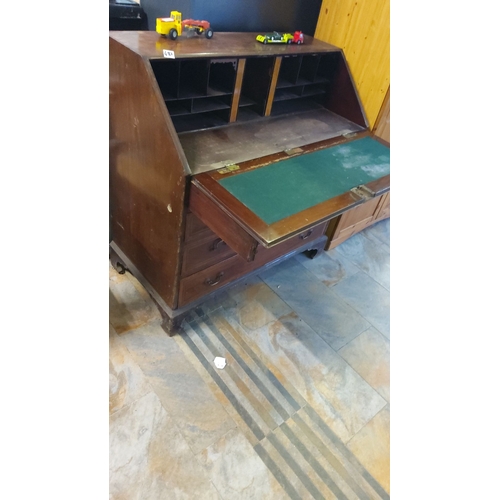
[214,357,227,369]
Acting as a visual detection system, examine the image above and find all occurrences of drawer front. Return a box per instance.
[178,255,246,307]
[332,219,374,248]
[253,222,327,265]
[182,232,236,277]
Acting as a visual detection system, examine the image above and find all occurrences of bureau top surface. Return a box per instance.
[109,31,341,59]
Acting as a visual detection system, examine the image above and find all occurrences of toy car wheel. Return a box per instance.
[264,39,268,44]
[287,39,291,44]
[196,28,202,35]
[169,29,178,40]
[297,40,303,44]
[205,28,214,39]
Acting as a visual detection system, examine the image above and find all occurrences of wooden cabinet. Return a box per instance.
[326,192,390,249]
[376,191,390,220]
[325,87,390,251]
[109,32,390,333]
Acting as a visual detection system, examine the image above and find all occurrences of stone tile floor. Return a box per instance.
[109,218,390,499]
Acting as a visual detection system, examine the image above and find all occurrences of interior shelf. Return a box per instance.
[271,99,325,116]
[273,88,302,101]
[167,100,192,116]
[206,85,233,96]
[238,95,256,107]
[151,50,362,137]
[167,96,231,117]
[277,76,311,88]
[269,53,336,116]
[192,97,230,113]
[301,84,327,97]
[172,111,230,134]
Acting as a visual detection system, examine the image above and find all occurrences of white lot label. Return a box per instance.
[163,50,175,59]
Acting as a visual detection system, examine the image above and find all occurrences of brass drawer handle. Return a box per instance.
[205,272,224,286]
[210,238,226,251]
[300,229,313,240]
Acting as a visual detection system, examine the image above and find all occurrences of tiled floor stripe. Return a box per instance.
[206,311,304,411]
[179,310,389,499]
[291,413,372,500]
[194,309,293,420]
[181,330,266,441]
[190,318,281,430]
[303,406,390,500]
[254,443,303,500]
[267,431,327,500]
[188,315,288,430]
[279,421,349,500]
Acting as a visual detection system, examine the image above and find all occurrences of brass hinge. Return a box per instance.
[217,164,240,175]
[350,184,375,200]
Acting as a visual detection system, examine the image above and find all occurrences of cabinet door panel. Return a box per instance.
[375,192,390,221]
[326,192,390,250]
[336,196,381,230]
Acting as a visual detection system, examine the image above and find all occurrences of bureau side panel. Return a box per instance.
[109,38,188,309]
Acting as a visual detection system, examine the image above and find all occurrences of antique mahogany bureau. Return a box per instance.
[109,31,390,334]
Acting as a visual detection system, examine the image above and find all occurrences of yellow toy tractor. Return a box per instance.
[156,11,214,40]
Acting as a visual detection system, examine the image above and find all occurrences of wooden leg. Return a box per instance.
[109,246,128,274]
[109,243,186,336]
[160,314,186,337]
[302,241,326,260]
[148,293,186,337]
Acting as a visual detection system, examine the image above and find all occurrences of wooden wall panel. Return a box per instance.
[315,0,390,128]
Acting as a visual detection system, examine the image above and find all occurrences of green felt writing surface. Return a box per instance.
[218,137,390,225]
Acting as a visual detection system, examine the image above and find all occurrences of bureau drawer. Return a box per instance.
[178,221,327,307]
[178,254,246,307]
[182,231,236,277]
[253,222,327,265]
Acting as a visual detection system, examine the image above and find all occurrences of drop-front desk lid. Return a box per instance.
[189,133,390,262]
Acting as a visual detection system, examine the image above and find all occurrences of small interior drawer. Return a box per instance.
[182,231,236,277]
